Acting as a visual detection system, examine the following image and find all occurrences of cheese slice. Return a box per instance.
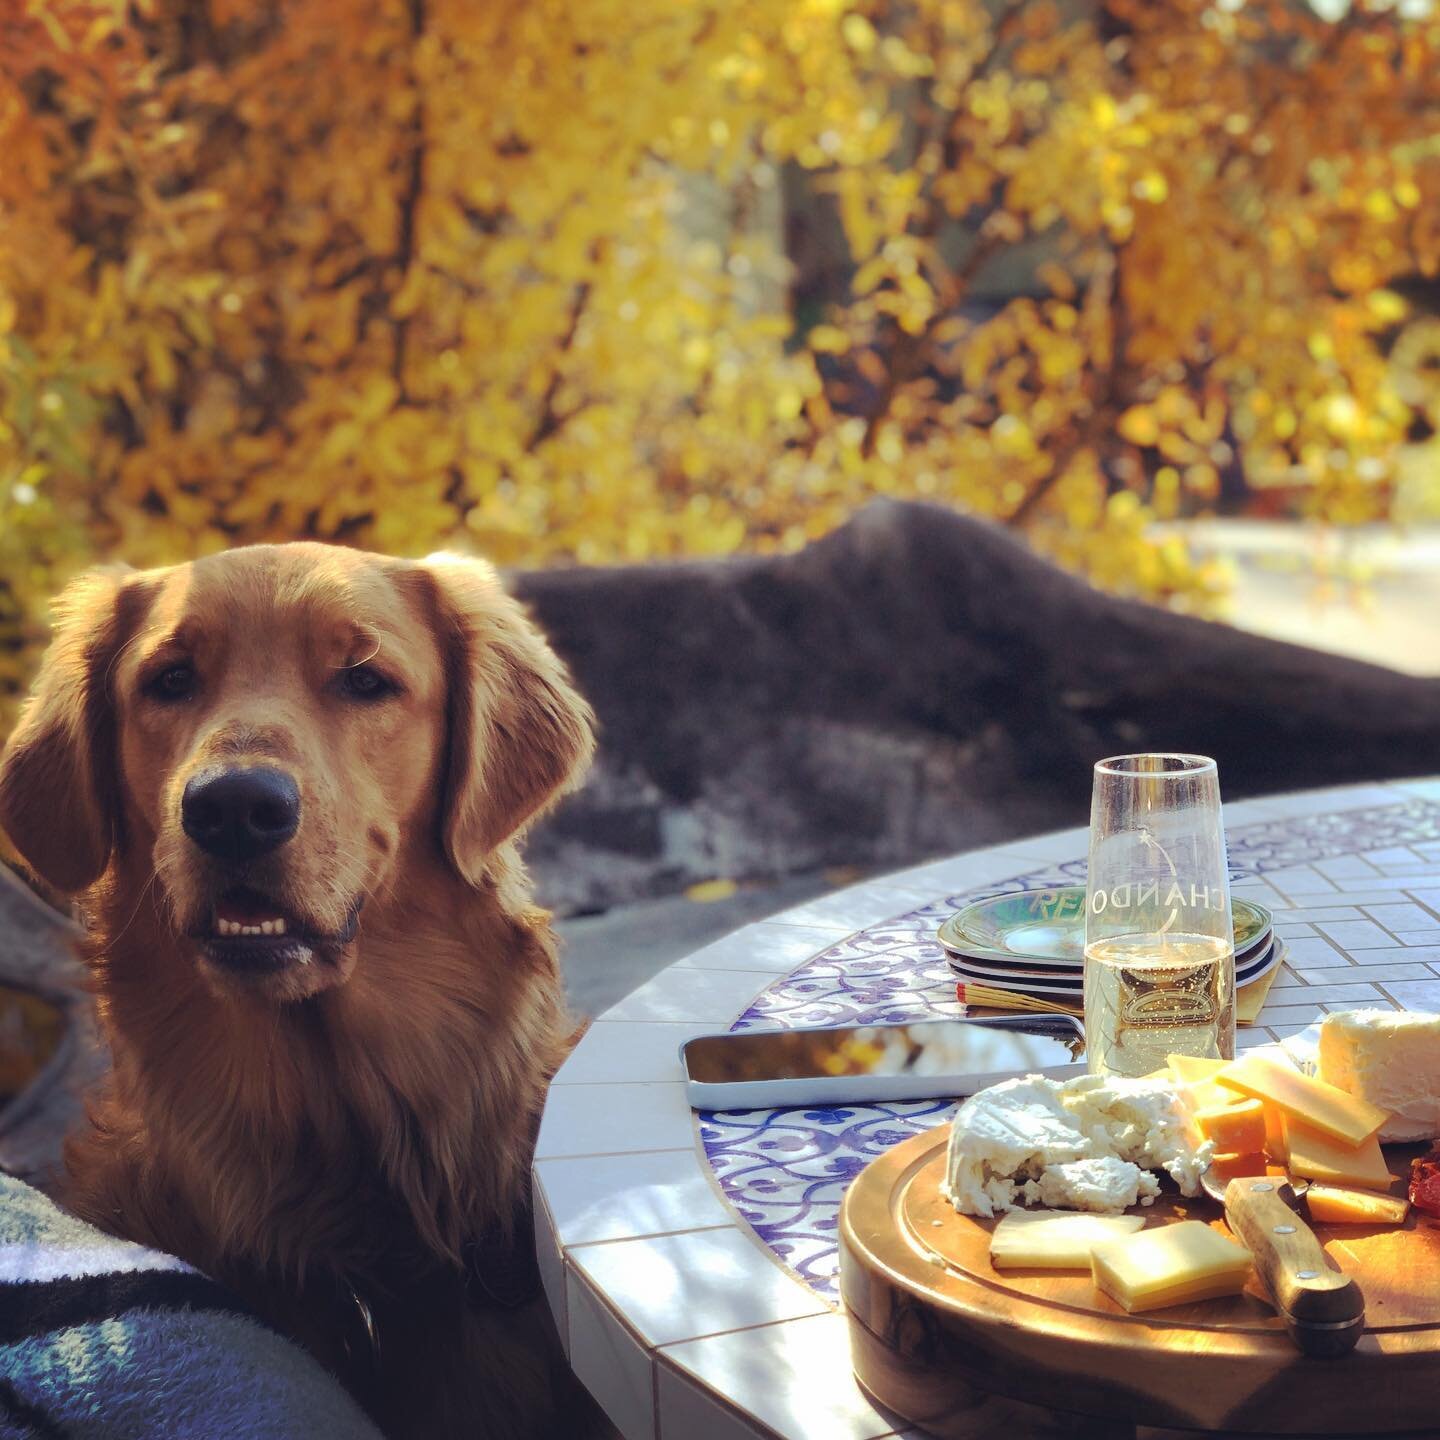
[1206,1150,1270,1183]
[1263,1100,1288,1164]
[1169,1055,1241,1116]
[1284,1117,1394,1190]
[989,1210,1147,1270]
[1216,1054,1389,1146]
[1168,1055,1228,1085]
[1195,1098,1266,1155]
[1091,1220,1252,1313]
[1305,1184,1410,1226]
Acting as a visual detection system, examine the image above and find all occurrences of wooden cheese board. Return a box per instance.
[839,1126,1440,1438]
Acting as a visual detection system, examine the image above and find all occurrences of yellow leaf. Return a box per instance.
[685,879,739,904]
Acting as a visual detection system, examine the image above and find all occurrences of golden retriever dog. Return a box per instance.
[0,544,609,1440]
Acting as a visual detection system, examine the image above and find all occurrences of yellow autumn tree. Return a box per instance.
[2,0,1439,721]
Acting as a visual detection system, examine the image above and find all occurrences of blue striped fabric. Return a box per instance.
[0,1176,382,1439]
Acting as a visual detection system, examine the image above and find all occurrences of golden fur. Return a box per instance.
[0,543,606,1439]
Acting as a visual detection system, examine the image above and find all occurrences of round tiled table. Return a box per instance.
[533,779,1440,1440]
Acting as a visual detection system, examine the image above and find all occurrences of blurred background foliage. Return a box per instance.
[3,0,1440,721]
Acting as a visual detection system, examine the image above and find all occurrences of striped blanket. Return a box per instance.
[0,1174,383,1439]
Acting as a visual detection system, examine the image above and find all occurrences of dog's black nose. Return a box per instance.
[182,767,300,863]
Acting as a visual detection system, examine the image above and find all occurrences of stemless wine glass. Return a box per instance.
[1084,754,1235,1077]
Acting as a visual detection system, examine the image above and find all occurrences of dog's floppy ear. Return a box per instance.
[417,554,595,886]
[0,566,139,893]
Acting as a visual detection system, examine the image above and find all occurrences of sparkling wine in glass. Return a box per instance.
[1084,753,1235,1078]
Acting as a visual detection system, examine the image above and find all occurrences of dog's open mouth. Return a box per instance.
[198,887,361,976]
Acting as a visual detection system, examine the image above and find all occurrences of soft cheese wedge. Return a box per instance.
[1215,1054,1389,1146]
[1319,1010,1440,1142]
[1283,1117,1394,1190]
[989,1210,1147,1270]
[1091,1221,1253,1313]
[1305,1184,1410,1226]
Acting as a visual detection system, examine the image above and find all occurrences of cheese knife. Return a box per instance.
[1200,1168,1365,1357]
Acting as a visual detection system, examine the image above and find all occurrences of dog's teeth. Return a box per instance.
[298,954,311,965]
[260,920,274,935]
[273,917,287,935]
[242,923,262,935]
[218,918,235,936]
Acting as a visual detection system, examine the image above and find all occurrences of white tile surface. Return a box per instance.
[1341,945,1440,968]
[602,968,770,1024]
[1256,1003,1326,1027]
[553,1021,714,1084]
[1313,854,1380,881]
[536,1082,696,1159]
[1262,981,1386,1004]
[771,884,931,935]
[1267,906,1362,922]
[568,1228,828,1347]
[534,1184,568,1355]
[568,1269,657,1440]
[1360,902,1436,931]
[659,1313,904,1440]
[1279,935,1347,966]
[873,849,1044,897]
[1265,866,1339,896]
[1383,979,1440,1010]
[1395,929,1440,947]
[1313,919,1395,950]
[677,923,852,973]
[996,826,1090,864]
[537,1148,735,1247]
[1385,777,1440,802]
[656,1364,774,1440]
[1290,963,1436,985]
[1279,783,1402,813]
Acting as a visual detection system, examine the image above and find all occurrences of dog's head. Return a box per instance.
[0,544,593,1002]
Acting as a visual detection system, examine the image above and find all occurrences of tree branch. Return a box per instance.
[526,281,593,452]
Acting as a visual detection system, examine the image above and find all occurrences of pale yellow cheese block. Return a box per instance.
[1284,1117,1394,1190]
[989,1210,1147,1270]
[1091,1219,1253,1313]
[1168,1055,1228,1085]
[1216,1054,1389,1146]
[1305,1184,1410,1225]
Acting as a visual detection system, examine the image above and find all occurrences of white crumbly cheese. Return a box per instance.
[1319,1009,1440,1142]
[940,1073,1211,1217]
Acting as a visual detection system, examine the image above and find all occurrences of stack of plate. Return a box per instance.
[938,887,1279,1005]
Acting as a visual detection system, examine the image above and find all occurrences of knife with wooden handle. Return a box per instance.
[1213,1173,1365,1357]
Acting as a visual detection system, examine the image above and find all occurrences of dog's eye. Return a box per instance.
[340,664,395,701]
[144,663,196,703]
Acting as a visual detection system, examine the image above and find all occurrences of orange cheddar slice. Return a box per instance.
[1263,1101,1288,1164]
[1305,1185,1409,1226]
[1215,1054,1389,1146]
[1206,1150,1270,1182]
[1195,1098,1266,1155]
[1284,1117,1393,1191]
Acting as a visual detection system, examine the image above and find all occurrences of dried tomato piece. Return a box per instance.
[1409,1145,1440,1218]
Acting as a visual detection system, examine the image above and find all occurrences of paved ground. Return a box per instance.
[556,870,840,1017]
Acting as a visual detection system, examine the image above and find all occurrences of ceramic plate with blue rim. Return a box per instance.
[937,886,1271,969]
